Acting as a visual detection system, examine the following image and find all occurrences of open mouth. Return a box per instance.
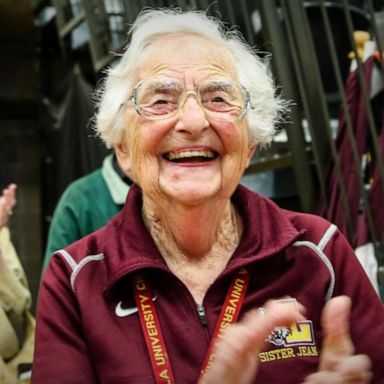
[163,149,218,163]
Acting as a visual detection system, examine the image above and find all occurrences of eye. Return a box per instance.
[210,96,227,103]
[201,90,234,112]
[148,93,178,107]
[143,93,179,116]
[152,98,171,105]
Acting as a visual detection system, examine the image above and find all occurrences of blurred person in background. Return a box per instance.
[0,184,35,384]
[42,152,131,271]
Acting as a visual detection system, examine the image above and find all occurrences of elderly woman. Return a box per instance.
[32,9,384,384]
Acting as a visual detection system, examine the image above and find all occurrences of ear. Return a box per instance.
[114,143,133,179]
[245,145,256,168]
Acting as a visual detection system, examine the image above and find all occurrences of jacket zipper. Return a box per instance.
[196,304,207,326]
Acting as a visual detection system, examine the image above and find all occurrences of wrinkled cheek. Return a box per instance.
[237,124,252,172]
[221,125,251,192]
[129,119,174,194]
[226,124,250,169]
[220,119,249,149]
[127,130,157,189]
[134,154,160,193]
[221,156,244,190]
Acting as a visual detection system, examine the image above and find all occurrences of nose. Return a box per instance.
[174,94,209,134]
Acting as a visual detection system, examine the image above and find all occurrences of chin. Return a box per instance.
[161,183,221,206]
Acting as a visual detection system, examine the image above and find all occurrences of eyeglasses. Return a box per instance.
[128,77,251,121]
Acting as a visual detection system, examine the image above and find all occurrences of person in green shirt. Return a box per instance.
[42,153,131,271]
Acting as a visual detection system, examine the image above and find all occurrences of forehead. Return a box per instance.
[135,34,237,83]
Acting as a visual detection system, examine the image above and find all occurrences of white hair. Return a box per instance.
[95,8,286,148]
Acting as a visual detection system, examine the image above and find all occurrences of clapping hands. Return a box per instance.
[0,183,17,228]
[200,296,372,384]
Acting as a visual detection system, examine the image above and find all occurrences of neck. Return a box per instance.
[142,198,240,261]
[142,197,241,303]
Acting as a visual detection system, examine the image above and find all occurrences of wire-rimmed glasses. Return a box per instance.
[128,77,250,121]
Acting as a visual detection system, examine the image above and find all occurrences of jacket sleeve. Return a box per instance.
[324,227,384,383]
[32,257,100,384]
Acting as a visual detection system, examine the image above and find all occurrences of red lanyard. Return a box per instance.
[133,267,250,384]
[133,275,176,383]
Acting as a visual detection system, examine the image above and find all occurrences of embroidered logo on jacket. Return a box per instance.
[115,295,158,317]
[259,298,319,363]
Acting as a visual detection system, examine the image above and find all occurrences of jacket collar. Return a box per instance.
[101,154,130,205]
[102,184,303,293]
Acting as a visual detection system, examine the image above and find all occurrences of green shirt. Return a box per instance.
[42,155,129,270]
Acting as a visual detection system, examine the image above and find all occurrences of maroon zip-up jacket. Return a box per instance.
[32,184,384,383]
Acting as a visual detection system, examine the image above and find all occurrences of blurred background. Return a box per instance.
[0,0,383,307]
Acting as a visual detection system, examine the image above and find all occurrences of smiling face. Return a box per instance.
[116,34,255,208]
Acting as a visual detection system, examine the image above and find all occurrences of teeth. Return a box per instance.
[167,150,215,160]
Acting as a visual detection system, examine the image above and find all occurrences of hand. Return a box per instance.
[198,300,304,384]
[199,296,372,384]
[303,296,372,383]
[0,183,17,228]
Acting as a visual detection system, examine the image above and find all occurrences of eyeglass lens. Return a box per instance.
[133,78,248,120]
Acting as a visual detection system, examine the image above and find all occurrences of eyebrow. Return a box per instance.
[147,79,182,91]
[200,81,233,92]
